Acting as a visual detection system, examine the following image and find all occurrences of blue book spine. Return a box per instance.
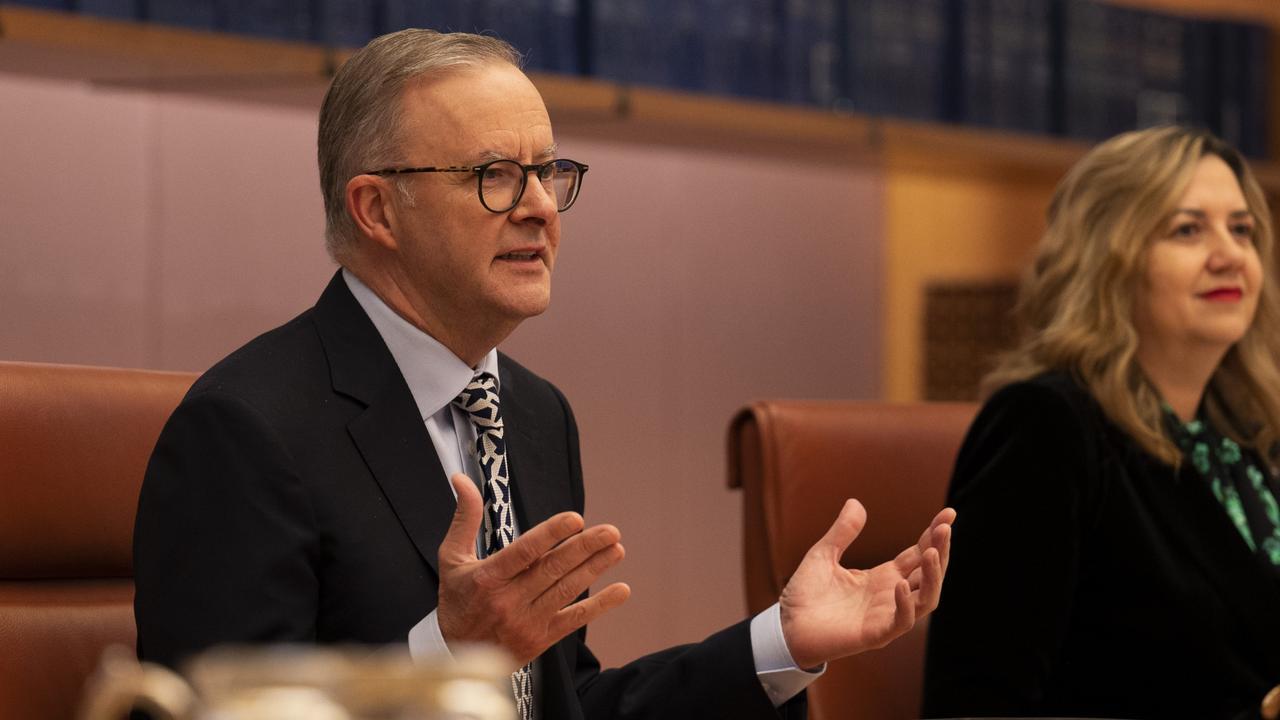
[988,0,1053,132]
[541,0,584,75]
[225,0,312,41]
[8,0,73,9]
[779,0,841,107]
[587,0,624,82]
[381,0,475,32]
[1216,21,1271,158]
[588,0,652,86]
[314,0,378,48]
[76,0,140,20]
[1215,21,1244,151]
[845,0,954,121]
[1064,0,1116,141]
[1102,5,1141,136]
[703,0,778,100]
[478,0,541,66]
[842,0,891,116]
[1237,22,1270,158]
[1134,8,1188,129]
[658,0,705,92]
[146,0,225,31]
[934,0,963,122]
[959,0,991,126]
[748,0,782,100]
[1179,16,1216,134]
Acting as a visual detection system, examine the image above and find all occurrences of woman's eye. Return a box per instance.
[1232,226,1256,244]
[1170,222,1200,239]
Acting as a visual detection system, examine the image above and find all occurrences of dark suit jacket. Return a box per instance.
[922,372,1280,720]
[134,272,801,719]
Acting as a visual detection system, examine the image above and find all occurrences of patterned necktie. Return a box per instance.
[453,372,534,720]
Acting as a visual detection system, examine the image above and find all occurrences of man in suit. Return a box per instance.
[134,29,954,719]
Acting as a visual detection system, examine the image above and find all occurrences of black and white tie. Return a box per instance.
[453,372,534,720]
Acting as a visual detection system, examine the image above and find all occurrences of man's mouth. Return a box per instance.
[498,251,539,261]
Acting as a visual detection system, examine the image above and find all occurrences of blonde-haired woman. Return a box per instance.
[922,126,1280,720]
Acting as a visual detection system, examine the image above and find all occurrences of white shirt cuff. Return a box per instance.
[407,608,454,662]
[749,603,826,706]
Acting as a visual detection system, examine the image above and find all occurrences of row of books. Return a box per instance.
[12,0,1271,156]
[17,0,585,74]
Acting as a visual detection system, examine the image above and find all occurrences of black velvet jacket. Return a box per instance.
[923,372,1280,720]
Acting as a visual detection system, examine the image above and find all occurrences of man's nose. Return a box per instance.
[510,173,558,223]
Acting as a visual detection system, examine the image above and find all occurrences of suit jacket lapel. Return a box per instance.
[312,272,456,577]
[499,356,563,532]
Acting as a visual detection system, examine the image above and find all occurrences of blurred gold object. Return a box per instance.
[78,644,516,720]
[1262,684,1280,720]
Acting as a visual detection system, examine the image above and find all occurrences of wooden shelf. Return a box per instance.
[0,6,328,81]
[1107,0,1280,24]
[2,2,1279,187]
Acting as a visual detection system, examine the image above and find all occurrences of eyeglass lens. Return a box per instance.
[480,159,581,212]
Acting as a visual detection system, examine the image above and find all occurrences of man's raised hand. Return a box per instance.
[436,474,631,665]
[779,500,955,670]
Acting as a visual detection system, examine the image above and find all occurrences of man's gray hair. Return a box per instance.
[317,29,521,260]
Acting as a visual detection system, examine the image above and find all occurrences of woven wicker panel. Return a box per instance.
[923,281,1019,401]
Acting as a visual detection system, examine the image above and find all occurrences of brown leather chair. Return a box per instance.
[727,400,976,720]
[0,361,195,720]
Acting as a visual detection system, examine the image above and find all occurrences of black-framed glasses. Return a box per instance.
[365,158,589,213]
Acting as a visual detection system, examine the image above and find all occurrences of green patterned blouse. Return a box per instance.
[1166,410,1280,567]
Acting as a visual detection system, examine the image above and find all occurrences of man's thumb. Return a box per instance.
[442,473,483,561]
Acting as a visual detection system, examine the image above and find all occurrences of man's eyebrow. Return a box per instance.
[471,144,558,164]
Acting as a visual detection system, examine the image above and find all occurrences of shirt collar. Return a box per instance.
[343,268,499,420]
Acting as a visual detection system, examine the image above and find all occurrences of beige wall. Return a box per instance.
[0,70,884,667]
[881,164,1052,402]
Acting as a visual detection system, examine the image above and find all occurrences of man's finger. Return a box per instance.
[547,582,631,640]
[933,507,957,528]
[520,524,622,597]
[895,508,955,574]
[811,498,867,563]
[483,511,586,582]
[892,542,923,576]
[906,566,923,589]
[916,547,944,615]
[914,507,956,552]
[439,474,484,566]
[532,541,626,614]
[892,579,914,638]
[933,521,953,573]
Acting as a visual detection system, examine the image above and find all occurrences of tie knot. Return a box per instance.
[453,372,502,429]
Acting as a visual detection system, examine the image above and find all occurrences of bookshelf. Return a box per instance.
[2,2,1277,402]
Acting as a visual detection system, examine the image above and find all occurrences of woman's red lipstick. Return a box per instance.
[1199,287,1243,301]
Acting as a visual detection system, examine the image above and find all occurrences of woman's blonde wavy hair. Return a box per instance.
[983,126,1280,467]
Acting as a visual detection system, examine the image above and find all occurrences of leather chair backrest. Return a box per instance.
[728,400,976,720]
[0,361,195,720]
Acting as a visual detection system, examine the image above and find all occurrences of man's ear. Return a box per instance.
[346,174,400,251]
